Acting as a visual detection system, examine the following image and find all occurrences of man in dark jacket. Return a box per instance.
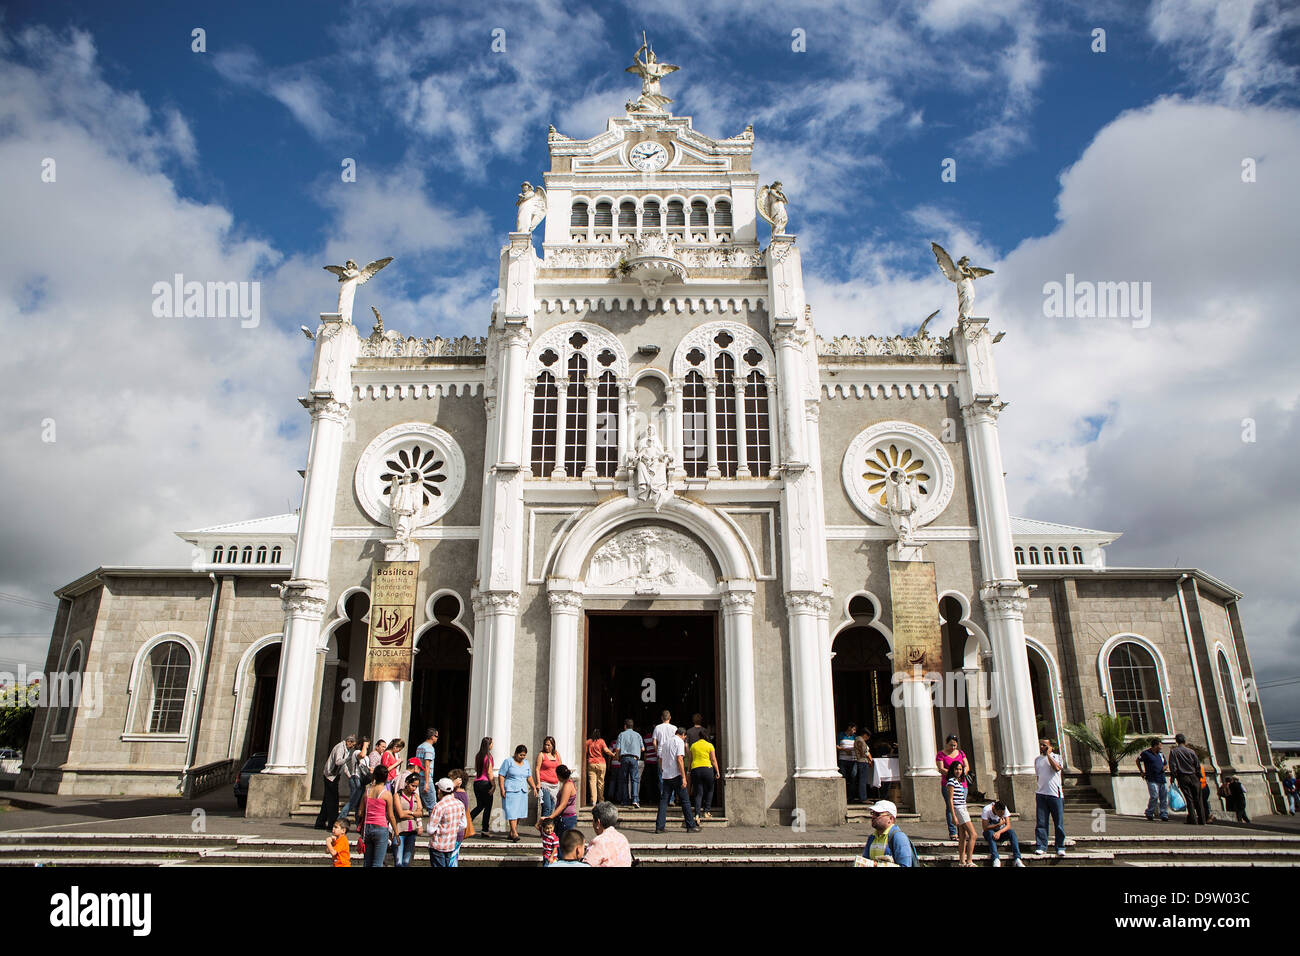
[1168,734,1205,825]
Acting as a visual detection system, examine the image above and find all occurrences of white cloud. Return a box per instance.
[211,48,338,141]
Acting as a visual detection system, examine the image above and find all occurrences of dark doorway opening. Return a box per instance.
[831,596,898,753]
[408,595,471,780]
[585,611,719,807]
[241,642,281,760]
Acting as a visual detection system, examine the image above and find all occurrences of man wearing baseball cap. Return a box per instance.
[427,777,466,868]
[861,800,916,867]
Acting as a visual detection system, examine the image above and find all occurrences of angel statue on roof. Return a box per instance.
[515,181,548,233]
[323,256,394,324]
[757,182,790,237]
[626,33,679,112]
[930,242,994,322]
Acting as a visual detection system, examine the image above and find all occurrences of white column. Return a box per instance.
[582,378,598,478]
[772,328,808,466]
[722,587,759,776]
[551,377,569,479]
[372,681,404,743]
[704,376,720,478]
[547,587,583,771]
[265,394,349,775]
[616,378,630,477]
[787,591,839,777]
[767,381,782,471]
[496,327,529,471]
[667,378,685,477]
[481,591,519,765]
[900,677,941,783]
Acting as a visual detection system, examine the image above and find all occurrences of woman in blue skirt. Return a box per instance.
[498,744,538,843]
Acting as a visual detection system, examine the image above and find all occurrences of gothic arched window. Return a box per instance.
[714,352,739,477]
[744,369,772,476]
[682,371,707,478]
[595,371,619,478]
[564,351,589,476]
[1106,641,1167,735]
[1217,649,1245,739]
[531,370,559,477]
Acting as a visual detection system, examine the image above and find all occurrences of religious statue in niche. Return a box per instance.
[323,256,394,324]
[930,242,993,322]
[885,468,919,546]
[515,182,547,233]
[757,181,790,236]
[628,424,672,511]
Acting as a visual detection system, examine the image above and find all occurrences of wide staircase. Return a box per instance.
[2,828,1297,867]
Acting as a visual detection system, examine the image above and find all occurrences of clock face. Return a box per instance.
[629,141,669,172]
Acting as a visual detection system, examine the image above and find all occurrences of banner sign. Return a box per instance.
[888,560,943,676]
[364,560,418,682]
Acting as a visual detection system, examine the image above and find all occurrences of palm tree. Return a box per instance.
[1063,713,1149,775]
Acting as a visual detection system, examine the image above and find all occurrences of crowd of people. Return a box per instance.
[314,720,1251,868]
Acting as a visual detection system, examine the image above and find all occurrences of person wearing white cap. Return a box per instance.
[427,777,466,868]
[861,799,915,867]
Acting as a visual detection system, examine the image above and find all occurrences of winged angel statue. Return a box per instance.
[323,257,394,324]
[930,242,993,322]
[515,182,547,233]
[756,181,789,237]
[626,35,679,112]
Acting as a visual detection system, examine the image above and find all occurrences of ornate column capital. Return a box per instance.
[547,589,584,613]
[784,590,830,614]
[803,398,821,423]
[307,398,350,425]
[279,578,329,620]
[772,326,810,349]
[979,581,1029,620]
[480,590,520,614]
[961,399,1008,427]
[500,324,531,349]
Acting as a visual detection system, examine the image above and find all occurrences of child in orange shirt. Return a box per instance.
[329,819,351,867]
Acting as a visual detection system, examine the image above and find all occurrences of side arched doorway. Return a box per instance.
[241,643,281,759]
[831,596,898,756]
[408,594,471,780]
[312,590,376,799]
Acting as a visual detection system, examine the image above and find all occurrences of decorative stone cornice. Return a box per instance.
[358,334,487,359]
[817,332,952,358]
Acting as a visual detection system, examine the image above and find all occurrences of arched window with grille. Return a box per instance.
[617,200,637,237]
[213,545,224,563]
[682,371,707,477]
[1028,547,1040,564]
[595,371,619,477]
[227,545,238,563]
[1059,546,1069,564]
[1043,547,1055,564]
[564,351,589,476]
[256,545,267,563]
[642,199,661,231]
[1105,640,1168,735]
[530,370,559,477]
[138,640,192,735]
[594,200,613,239]
[1217,649,1245,739]
[689,199,708,240]
[744,370,772,476]
[1073,546,1085,564]
[1014,546,1025,564]
[270,546,282,563]
[714,352,739,477]
[52,645,82,737]
[241,546,253,564]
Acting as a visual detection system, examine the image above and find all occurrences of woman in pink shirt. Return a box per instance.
[936,734,969,839]
[469,737,495,837]
[535,736,562,817]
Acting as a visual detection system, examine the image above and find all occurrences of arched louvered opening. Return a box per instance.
[270,546,282,563]
[227,545,238,563]
[241,546,253,564]
[1014,546,1025,564]
[595,371,619,478]
[1072,546,1084,564]
[714,199,732,241]
[531,371,559,477]
[594,200,613,240]
[256,545,267,563]
[714,352,738,477]
[1043,547,1055,565]
[213,546,224,563]
[689,199,709,241]
[1028,547,1040,565]
[682,370,707,478]
[564,352,588,476]
[1058,547,1069,564]
[666,199,686,237]
[570,199,590,241]
[744,370,771,477]
[617,200,637,236]
[642,199,661,230]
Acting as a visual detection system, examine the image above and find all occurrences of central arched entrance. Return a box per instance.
[584,610,719,806]
[408,593,471,779]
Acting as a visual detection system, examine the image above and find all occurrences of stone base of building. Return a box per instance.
[793,774,845,826]
[18,767,185,797]
[724,775,767,826]
[246,771,307,818]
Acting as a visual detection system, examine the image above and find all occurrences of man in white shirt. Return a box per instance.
[652,711,677,807]
[655,726,700,833]
[1034,738,1066,857]
[314,734,355,831]
[980,800,1025,867]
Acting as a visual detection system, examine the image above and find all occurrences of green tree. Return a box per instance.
[1062,713,1149,775]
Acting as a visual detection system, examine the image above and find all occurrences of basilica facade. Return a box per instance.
[18,52,1279,824]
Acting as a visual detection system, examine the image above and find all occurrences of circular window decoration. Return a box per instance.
[355,423,465,529]
[842,421,954,528]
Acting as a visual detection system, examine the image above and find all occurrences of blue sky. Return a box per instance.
[2,0,1299,734]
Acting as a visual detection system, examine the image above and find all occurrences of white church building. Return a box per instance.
[19,46,1279,824]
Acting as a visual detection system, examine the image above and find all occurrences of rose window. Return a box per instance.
[379,445,448,508]
[861,444,932,507]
